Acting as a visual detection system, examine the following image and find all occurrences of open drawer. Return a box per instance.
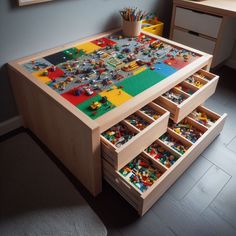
[103,152,168,216]
[101,103,170,170]
[103,106,227,215]
[155,69,219,123]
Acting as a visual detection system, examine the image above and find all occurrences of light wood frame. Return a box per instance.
[7,29,213,196]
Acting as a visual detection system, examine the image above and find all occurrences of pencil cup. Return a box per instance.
[122,19,142,37]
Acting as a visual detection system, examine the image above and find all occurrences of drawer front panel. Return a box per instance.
[101,104,169,170]
[175,7,222,38]
[173,28,216,55]
[103,106,227,215]
[156,69,219,123]
[103,159,141,209]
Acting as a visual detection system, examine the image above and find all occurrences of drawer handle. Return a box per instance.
[115,178,131,190]
[188,30,199,37]
[191,9,221,18]
[192,10,205,15]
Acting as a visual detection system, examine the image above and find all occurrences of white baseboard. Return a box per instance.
[0,116,22,136]
[225,59,236,69]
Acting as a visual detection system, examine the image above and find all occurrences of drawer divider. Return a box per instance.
[122,119,141,133]
[197,106,221,120]
[141,151,168,173]
[121,120,140,134]
[157,139,183,158]
[174,86,193,97]
[182,80,200,91]
[186,116,209,132]
[196,69,216,81]
[192,75,208,85]
[167,128,193,147]
[155,96,178,113]
[135,110,154,124]
[172,87,190,99]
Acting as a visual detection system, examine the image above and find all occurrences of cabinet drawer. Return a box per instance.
[101,103,169,170]
[173,28,216,55]
[103,106,227,215]
[155,69,219,123]
[175,7,222,38]
[103,152,167,216]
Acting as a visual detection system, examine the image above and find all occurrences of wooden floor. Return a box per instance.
[1,66,236,236]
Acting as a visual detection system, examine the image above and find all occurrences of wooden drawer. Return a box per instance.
[172,28,216,55]
[175,7,222,38]
[155,69,219,123]
[103,152,168,216]
[103,106,227,215]
[101,103,170,170]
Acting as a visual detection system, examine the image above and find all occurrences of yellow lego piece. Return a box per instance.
[122,61,140,72]
[99,86,132,106]
[32,69,51,84]
[75,42,101,54]
[133,66,146,75]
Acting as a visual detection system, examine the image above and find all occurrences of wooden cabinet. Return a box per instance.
[175,7,222,38]
[172,28,216,55]
[170,0,236,68]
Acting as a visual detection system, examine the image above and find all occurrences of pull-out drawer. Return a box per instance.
[103,106,227,215]
[155,69,219,123]
[172,28,216,55]
[101,103,170,170]
[174,7,222,38]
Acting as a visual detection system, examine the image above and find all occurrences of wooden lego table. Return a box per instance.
[8,29,227,215]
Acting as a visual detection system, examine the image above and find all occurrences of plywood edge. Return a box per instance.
[89,125,103,196]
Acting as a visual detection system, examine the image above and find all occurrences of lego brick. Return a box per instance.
[44,52,69,65]
[23,58,53,73]
[77,94,115,119]
[61,85,97,106]
[32,70,52,84]
[99,86,133,107]
[63,47,85,60]
[91,37,117,48]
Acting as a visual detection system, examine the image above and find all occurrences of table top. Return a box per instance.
[174,0,236,17]
[9,29,212,131]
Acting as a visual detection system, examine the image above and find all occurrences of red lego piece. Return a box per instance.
[163,58,190,70]
[91,37,117,48]
[61,85,96,106]
[136,33,156,44]
[47,67,64,80]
